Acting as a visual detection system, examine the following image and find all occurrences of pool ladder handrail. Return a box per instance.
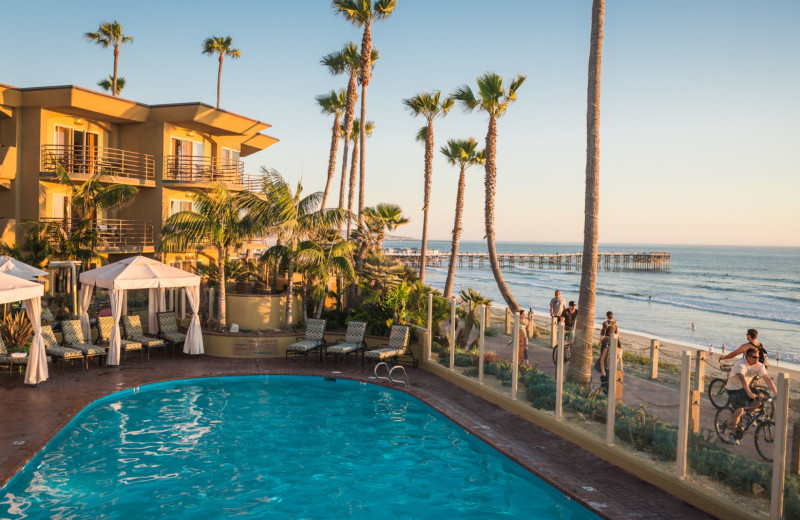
[373,362,409,386]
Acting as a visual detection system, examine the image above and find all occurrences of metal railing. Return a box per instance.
[241,174,264,193]
[41,145,155,181]
[39,217,154,251]
[164,156,245,184]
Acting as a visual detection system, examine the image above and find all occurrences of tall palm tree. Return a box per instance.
[440,138,484,299]
[403,91,453,283]
[160,183,263,329]
[320,43,378,212]
[85,21,133,98]
[341,118,374,237]
[332,0,397,223]
[452,72,526,312]
[360,203,409,252]
[569,0,605,385]
[202,36,241,109]
[97,75,126,95]
[294,232,356,318]
[239,169,349,329]
[56,165,139,221]
[456,288,492,348]
[315,89,347,209]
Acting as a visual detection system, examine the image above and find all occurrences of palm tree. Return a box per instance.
[403,91,453,284]
[452,72,526,312]
[97,75,126,95]
[159,183,263,329]
[332,0,397,223]
[202,36,241,109]
[456,288,492,348]
[359,203,409,252]
[55,165,139,221]
[569,0,605,385]
[85,21,133,98]
[315,89,347,209]
[294,232,356,318]
[320,42,379,212]
[440,138,485,299]
[341,118,374,237]
[239,169,349,329]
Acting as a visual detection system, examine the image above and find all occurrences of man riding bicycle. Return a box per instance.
[725,347,777,445]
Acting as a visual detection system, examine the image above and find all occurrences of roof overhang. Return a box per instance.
[241,133,279,157]
[16,85,150,123]
[150,103,271,136]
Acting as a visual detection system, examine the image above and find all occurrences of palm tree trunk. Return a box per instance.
[217,246,227,329]
[568,0,604,385]
[112,46,119,97]
[284,240,295,330]
[271,238,281,293]
[443,168,466,299]
[216,54,224,108]
[484,115,519,312]
[321,116,341,209]
[301,275,309,325]
[346,137,359,238]
[357,25,372,225]
[338,74,357,211]
[419,119,434,284]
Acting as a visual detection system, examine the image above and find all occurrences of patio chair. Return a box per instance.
[96,316,144,362]
[286,319,327,360]
[0,334,34,377]
[121,315,167,360]
[325,321,367,364]
[59,319,107,370]
[363,325,417,368]
[156,312,186,355]
[41,325,84,372]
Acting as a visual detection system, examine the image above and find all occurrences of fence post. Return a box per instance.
[479,304,485,385]
[689,390,701,434]
[511,311,520,400]
[486,306,491,327]
[550,317,558,348]
[650,339,660,379]
[676,350,692,479]
[555,322,565,421]
[791,423,800,476]
[606,334,618,446]
[449,297,456,370]
[770,373,791,520]
[695,351,706,391]
[505,308,511,335]
[426,293,433,361]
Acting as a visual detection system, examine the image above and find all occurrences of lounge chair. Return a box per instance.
[325,321,367,363]
[0,335,35,377]
[156,312,186,355]
[96,316,144,362]
[363,325,417,368]
[41,325,84,372]
[121,315,167,360]
[286,319,327,360]
[60,319,107,369]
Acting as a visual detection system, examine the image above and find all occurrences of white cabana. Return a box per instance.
[0,271,46,385]
[0,256,48,281]
[79,256,203,365]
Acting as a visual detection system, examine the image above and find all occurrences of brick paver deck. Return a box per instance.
[0,355,716,519]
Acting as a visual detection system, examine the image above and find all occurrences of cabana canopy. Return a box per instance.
[79,256,203,365]
[0,256,48,281]
[0,271,46,385]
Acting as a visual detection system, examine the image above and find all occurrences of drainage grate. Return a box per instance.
[581,486,596,492]
[12,440,25,445]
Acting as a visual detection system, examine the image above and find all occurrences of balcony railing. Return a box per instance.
[164,156,245,184]
[241,174,265,193]
[41,145,155,181]
[40,218,154,251]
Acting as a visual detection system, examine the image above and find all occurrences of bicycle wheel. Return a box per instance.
[714,407,735,443]
[708,378,729,409]
[755,420,775,462]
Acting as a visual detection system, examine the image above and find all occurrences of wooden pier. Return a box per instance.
[386,251,670,272]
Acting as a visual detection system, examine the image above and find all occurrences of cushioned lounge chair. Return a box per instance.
[363,325,417,367]
[0,335,36,377]
[41,325,84,372]
[96,316,144,362]
[157,312,186,355]
[60,319,107,369]
[325,321,367,363]
[121,315,166,360]
[286,319,327,360]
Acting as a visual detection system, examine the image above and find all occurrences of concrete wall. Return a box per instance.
[226,293,303,330]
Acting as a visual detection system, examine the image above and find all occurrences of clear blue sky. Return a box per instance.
[3,0,798,246]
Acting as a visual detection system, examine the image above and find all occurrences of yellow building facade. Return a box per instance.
[0,83,277,266]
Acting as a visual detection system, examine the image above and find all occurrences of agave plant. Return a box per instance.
[0,311,34,352]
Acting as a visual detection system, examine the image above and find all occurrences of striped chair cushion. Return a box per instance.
[120,315,145,337]
[0,335,7,355]
[326,342,360,355]
[41,326,60,349]
[0,353,28,366]
[161,331,186,343]
[344,321,367,344]
[386,326,410,350]
[44,344,84,360]
[121,340,143,352]
[304,319,326,342]
[128,335,166,348]
[157,313,180,334]
[287,340,322,353]
[363,347,405,361]
[60,320,87,345]
[97,316,142,351]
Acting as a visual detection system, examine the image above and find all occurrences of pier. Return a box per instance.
[385,251,671,272]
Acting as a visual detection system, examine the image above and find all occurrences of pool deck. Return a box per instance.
[0,355,716,519]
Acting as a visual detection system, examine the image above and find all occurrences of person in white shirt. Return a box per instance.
[724,347,777,444]
[549,290,566,321]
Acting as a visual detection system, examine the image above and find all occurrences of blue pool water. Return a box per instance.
[1,376,599,519]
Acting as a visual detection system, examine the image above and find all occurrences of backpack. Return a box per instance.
[750,342,768,365]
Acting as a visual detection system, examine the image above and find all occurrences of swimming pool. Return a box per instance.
[1,376,599,519]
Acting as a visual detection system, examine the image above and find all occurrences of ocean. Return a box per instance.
[384,240,800,364]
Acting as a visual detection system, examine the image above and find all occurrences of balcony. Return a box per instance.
[164,156,244,185]
[41,145,155,184]
[241,174,264,193]
[40,218,154,253]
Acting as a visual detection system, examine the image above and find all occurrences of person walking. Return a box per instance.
[549,290,566,322]
[597,311,619,394]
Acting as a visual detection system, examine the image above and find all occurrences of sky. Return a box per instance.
[2,0,798,247]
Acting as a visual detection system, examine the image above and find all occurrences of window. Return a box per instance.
[169,199,195,216]
[52,194,72,220]
[54,126,98,174]
[171,138,205,180]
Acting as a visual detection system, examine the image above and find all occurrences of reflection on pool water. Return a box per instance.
[1,376,599,519]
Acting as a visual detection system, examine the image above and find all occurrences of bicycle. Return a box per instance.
[552,343,572,364]
[708,363,774,418]
[714,395,775,461]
